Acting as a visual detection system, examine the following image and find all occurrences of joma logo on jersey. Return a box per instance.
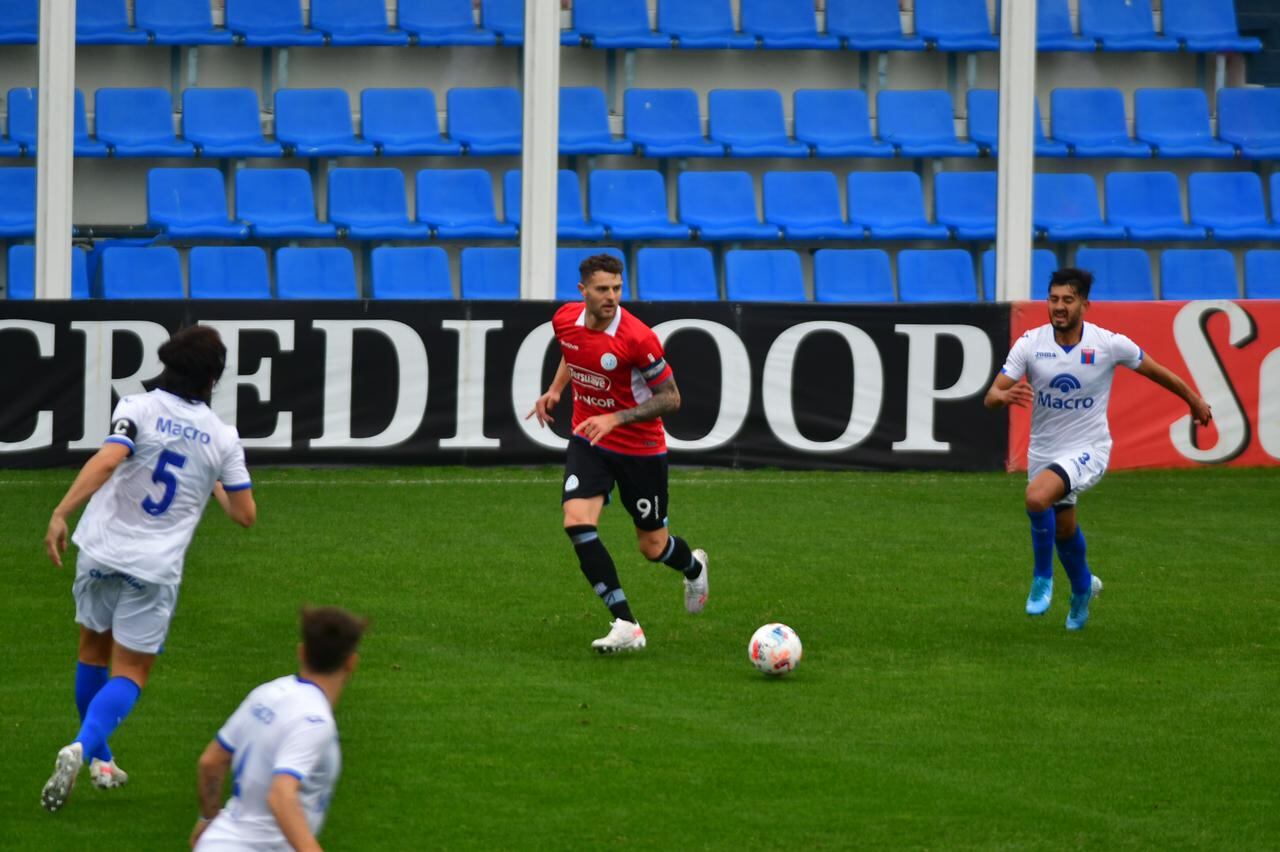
[569,366,611,391]
[155,417,212,444]
[1034,351,1057,359]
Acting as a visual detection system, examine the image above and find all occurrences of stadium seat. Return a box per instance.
[560,87,633,155]
[876,90,979,157]
[568,0,671,48]
[310,0,408,45]
[235,168,337,238]
[793,90,893,158]
[678,171,780,241]
[0,132,18,159]
[1244,250,1280,299]
[361,89,462,156]
[135,0,233,44]
[225,0,325,46]
[739,0,838,49]
[1077,0,1177,51]
[1073,248,1156,300]
[825,0,924,50]
[481,0,524,45]
[1104,172,1206,241]
[915,0,999,50]
[189,247,272,299]
[183,89,284,158]
[1188,172,1280,240]
[588,170,690,239]
[147,168,250,239]
[96,89,196,157]
[276,247,359,300]
[708,90,808,158]
[813,249,895,303]
[0,0,36,43]
[1160,249,1240,300]
[275,89,376,157]
[447,88,522,155]
[636,247,718,300]
[762,171,863,240]
[504,170,606,240]
[1033,173,1125,240]
[898,250,979,302]
[981,248,1058,301]
[1217,88,1280,159]
[725,250,806,302]
[1133,89,1236,159]
[556,247,626,300]
[398,0,497,45]
[848,172,949,240]
[1050,89,1153,158]
[327,168,431,239]
[0,167,34,237]
[624,89,724,158]
[416,169,517,239]
[934,171,997,240]
[460,247,520,299]
[966,89,1069,157]
[658,0,755,49]
[1026,0,1094,51]
[76,0,149,44]
[101,247,185,299]
[371,247,454,299]
[7,246,90,299]
[1163,0,1262,53]
[7,88,109,157]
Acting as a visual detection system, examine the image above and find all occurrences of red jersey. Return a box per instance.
[552,303,674,456]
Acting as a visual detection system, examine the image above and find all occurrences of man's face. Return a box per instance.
[1047,283,1087,331]
[580,270,623,321]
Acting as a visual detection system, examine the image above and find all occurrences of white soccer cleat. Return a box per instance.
[41,742,83,812]
[591,619,646,654]
[684,549,709,614]
[90,758,129,790]
[1091,574,1103,598]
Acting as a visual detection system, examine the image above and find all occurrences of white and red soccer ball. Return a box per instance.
[749,623,802,677]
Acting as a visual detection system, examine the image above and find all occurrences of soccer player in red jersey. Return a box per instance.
[528,254,709,653]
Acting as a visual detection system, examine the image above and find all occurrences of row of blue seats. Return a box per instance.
[0,0,1258,53]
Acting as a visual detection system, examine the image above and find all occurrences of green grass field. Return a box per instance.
[2,467,1277,850]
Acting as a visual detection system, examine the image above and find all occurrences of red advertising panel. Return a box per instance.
[1007,300,1280,471]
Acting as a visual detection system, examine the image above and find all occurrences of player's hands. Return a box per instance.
[573,413,619,446]
[1001,382,1035,409]
[1189,394,1213,427]
[44,513,69,567]
[526,389,561,428]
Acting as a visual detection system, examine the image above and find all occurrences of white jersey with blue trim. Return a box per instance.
[199,675,342,851]
[1001,322,1144,465]
[72,388,250,585]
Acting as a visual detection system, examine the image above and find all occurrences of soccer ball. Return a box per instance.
[748,623,802,677]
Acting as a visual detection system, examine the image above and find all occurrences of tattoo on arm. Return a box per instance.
[617,377,680,425]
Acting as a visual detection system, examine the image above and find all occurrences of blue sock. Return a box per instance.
[74,677,140,762]
[1056,526,1093,595]
[1027,508,1056,580]
[74,663,113,763]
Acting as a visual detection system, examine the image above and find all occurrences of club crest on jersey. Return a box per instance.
[569,365,611,391]
[600,352,618,370]
[1080,348,1096,365]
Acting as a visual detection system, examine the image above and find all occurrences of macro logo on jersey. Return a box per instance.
[1049,374,1082,393]
[1039,373,1094,410]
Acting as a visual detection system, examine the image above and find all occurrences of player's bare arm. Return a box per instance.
[1135,356,1213,426]
[984,373,1034,410]
[527,357,571,427]
[213,482,257,528]
[44,441,131,568]
[267,773,325,852]
[574,376,681,446]
[191,740,232,847]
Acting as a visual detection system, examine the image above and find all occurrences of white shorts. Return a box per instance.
[73,553,179,655]
[1029,447,1108,508]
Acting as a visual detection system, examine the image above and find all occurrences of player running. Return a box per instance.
[191,606,365,852]
[985,268,1212,629]
[41,325,256,812]
[528,254,709,653]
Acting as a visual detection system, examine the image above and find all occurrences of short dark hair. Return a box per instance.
[154,325,226,405]
[1049,267,1093,300]
[301,606,368,674]
[579,253,623,284]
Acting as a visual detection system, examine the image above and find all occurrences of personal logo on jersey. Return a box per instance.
[1080,348,1096,365]
[600,352,618,370]
[569,366,611,391]
[1049,373,1082,394]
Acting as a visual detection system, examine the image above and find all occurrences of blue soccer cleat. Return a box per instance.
[1025,576,1053,616]
[1066,587,1093,631]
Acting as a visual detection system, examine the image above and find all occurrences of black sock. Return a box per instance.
[566,525,636,623]
[653,534,703,580]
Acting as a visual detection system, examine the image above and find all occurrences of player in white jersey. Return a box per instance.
[985,268,1211,629]
[192,607,366,852]
[41,326,257,812]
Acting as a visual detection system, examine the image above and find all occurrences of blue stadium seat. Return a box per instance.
[935,171,997,240]
[557,247,626,300]
[1104,172,1206,241]
[568,0,671,48]
[416,169,517,239]
[966,89,1069,157]
[1163,0,1261,53]
[1027,0,1094,51]
[877,90,979,157]
[898,250,979,302]
[183,89,283,158]
[915,0,998,50]
[763,171,863,240]
[7,88,109,157]
[739,0,838,49]
[658,0,755,49]
[504,170,606,240]
[0,167,35,237]
[276,247,358,300]
[460,247,520,299]
[225,0,325,45]
[1160,249,1240,300]
[328,168,431,239]
[399,0,496,45]
[102,247,185,299]
[825,0,924,50]
[136,0,233,44]
[1217,88,1280,159]
[76,0,149,44]
[7,246,90,299]
[624,89,724,158]
[481,0,524,45]
[447,88,522,155]
[588,170,690,239]
[981,249,1058,301]
[0,132,18,159]
[848,172,949,240]
[636,247,718,300]
[311,0,409,45]
[678,171,779,241]
[1073,248,1156,300]
[1078,0,1177,51]
[725,250,806,302]
[1189,172,1280,240]
[96,89,196,157]
[235,168,337,238]
[371,247,454,299]
[1050,89,1153,157]
[275,89,376,157]
[361,89,462,156]
[1134,88,1236,159]
[793,90,893,158]
[1033,173,1125,240]
[0,0,36,43]
[709,90,808,158]
[189,247,272,299]
[1244,250,1280,299]
[147,168,250,239]
[560,87,633,155]
[813,249,895,303]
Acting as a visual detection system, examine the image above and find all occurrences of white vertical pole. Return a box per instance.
[35,0,76,299]
[519,0,560,300]
[995,0,1037,302]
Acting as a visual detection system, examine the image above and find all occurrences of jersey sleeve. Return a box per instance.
[105,396,146,456]
[220,433,252,492]
[1109,332,1144,370]
[631,327,673,388]
[272,715,335,781]
[215,694,256,754]
[999,334,1031,381]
